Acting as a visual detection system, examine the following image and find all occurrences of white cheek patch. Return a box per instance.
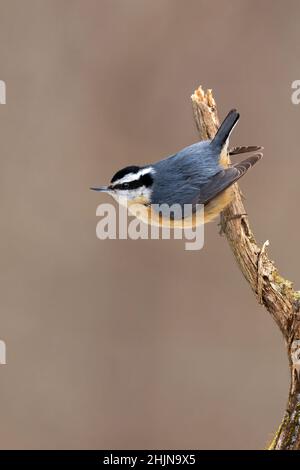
[112,186,152,203]
[134,186,152,200]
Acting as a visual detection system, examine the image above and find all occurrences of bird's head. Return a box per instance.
[90,165,155,205]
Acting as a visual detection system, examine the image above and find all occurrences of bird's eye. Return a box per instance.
[122,183,130,190]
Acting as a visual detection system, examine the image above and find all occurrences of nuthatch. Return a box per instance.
[91,109,262,227]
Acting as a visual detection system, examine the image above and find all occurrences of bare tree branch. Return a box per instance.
[191,85,300,450]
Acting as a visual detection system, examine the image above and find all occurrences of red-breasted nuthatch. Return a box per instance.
[91,110,262,227]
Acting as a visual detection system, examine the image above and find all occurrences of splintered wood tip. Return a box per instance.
[191,85,216,110]
[191,85,205,103]
[206,89,216,109]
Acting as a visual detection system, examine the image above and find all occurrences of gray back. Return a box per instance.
[151,140,221,207]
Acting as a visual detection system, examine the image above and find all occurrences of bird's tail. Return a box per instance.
[200,153,262,206]
[229,145,263,156]
[211,109,240,149]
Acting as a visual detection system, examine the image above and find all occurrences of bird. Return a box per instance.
[91,109,262,228]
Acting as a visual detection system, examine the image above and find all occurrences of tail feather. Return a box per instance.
[199,153,262,205]
[232,153,262,176]
[229,145,263,156]
[211,109,240,149]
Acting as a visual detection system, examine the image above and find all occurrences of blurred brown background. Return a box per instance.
[0,0,299,450]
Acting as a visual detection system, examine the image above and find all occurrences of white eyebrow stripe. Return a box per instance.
[113,167,155,185]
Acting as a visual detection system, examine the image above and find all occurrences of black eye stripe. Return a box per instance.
[140,173,153,187]
[113,173,153,190]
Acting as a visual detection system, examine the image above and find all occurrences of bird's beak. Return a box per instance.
[90,185,110,192]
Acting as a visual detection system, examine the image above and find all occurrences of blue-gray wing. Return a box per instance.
[151,141,221,207]
[151,154,261,220]
[195,154,262,205]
